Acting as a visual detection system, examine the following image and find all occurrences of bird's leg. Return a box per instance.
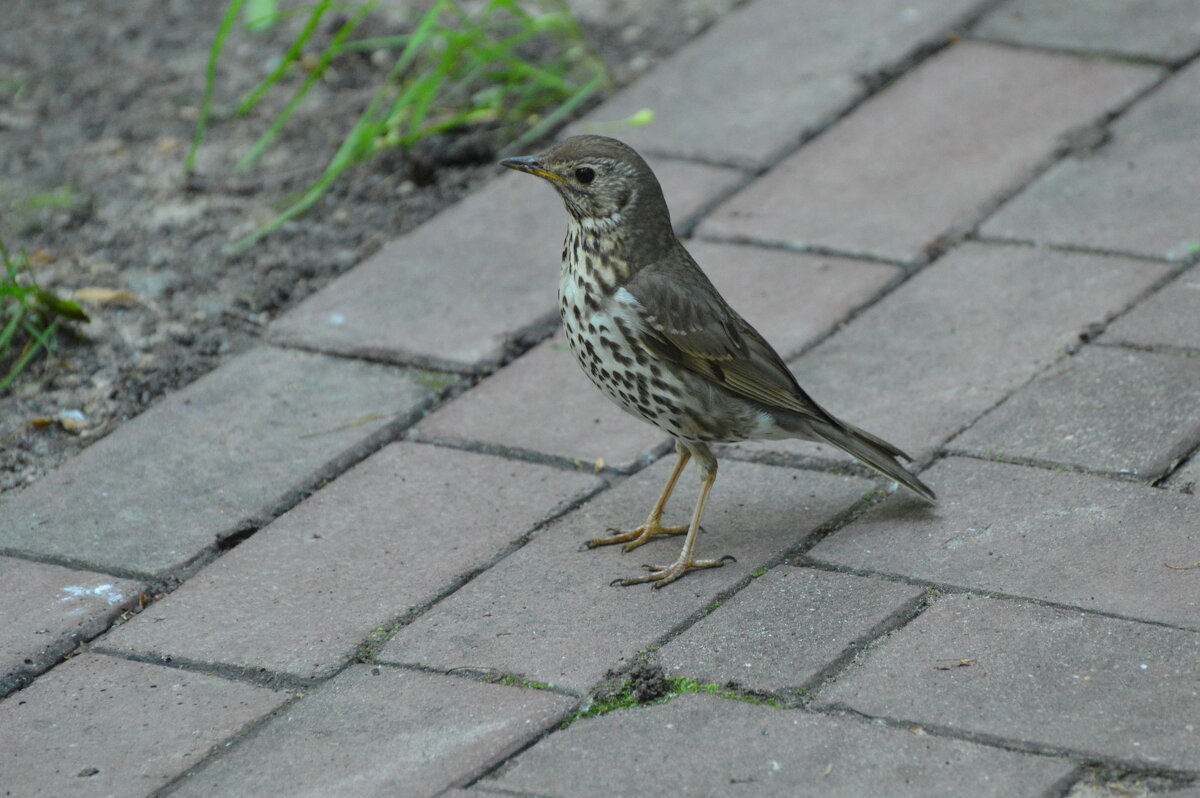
[584,447,691,552]
[616,453,732,589]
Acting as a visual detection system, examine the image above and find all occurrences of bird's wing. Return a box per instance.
[618,248,836,426]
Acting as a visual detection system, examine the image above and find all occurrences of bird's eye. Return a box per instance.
[574,167,596,184]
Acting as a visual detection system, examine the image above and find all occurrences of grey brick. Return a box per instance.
[650,160,745,232]
[486,693,1073,798]
[0,652,287,798]
[570,0,982,168]
[809,457,1200,629]
[720,243,1171,464]
[415,332,666,472]
[983,59,1200,260]
[975,0,1200,62]
[701,42,1158,262]
[1167,453,1200,494]
[0,558,142,694]
[381,458,874,693]
[415,244,897,470]
[819,594,1200,770]
[951,347,1200,480]
[269,160,743,374]
[166,666,574,798]
[659,567,924,693]
[1102,264,1200,351]
[102,443,601,680]
[0,347,437,577]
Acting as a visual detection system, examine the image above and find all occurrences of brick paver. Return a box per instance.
[0,558,142,695]
[1168,455,1200,494]
[164,667,573,798]
[381,458,874,693]
[269,159,743,374]
[484,692,1074,797]
[809,457,1200,629]
[818,595,1200,770]
[701,42,1158,262]
[974,0,1200,62]
[6,2,1199,794]
[99,443,601,680]
[0,346,438,577]
[571,0,982,167]
[951,347,1200,480]
[416,331,664,472]
[1159,788,1200,798]
[982,59,1200,261]
[0,653,287,797]
[415,244,898,470]
[1102,264,1200,351]
[659,567,924,693]
[720,243,1171,464]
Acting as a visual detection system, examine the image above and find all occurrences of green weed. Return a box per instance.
[190,0,608,252]
[563,676,780,727]
[0,242,88,394]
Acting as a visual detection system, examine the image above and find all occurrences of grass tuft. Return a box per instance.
[189,0,609,252]
[563,676,781,727]
[0,242,88,394]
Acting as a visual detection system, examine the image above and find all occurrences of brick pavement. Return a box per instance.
[2,2,1198,796]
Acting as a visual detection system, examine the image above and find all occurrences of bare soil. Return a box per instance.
[0,0,736,493]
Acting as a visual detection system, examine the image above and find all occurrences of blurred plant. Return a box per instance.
[188,0,608,252]
[0,242,88,394]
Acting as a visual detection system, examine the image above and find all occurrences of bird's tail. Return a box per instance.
[809,419,936,502]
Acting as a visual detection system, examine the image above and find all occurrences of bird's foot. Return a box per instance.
[612,554,736,589]
[583,520,688,553]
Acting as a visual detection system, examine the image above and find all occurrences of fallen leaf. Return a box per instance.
[73,287,141,305]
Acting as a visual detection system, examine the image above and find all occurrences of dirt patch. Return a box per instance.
[0,0,736,493]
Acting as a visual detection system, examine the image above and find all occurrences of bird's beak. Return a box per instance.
[499,155,567,184]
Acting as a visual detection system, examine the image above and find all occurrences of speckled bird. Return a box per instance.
[501,135,934,587]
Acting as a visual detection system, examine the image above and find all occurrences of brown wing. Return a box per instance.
[619,246,838,427]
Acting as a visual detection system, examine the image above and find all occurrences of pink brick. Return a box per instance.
[1102,264,1200,351]
[660,567,923,692]
[382,458,873,693]
[488,692,1072,797]
[702,42,1159,262]
[0,653,287,797]
[269,161,744,373]
[102,443,601,680]
[0,558,142,695]
[810,457,1200,628]
[571,0,981,167]
[0,347,436,577]
[165,667,573,798]
[820,595,1200,770]
[719,243,1172,464]
[983,59,1200,260]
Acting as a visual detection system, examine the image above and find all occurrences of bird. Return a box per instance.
[500,135,934,588]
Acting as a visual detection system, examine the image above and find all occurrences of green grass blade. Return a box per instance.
[236,0,334,116]
[243,0,279,32]
[225,91,385,252]
[0,320,56,394]
[0,307,23,353]
[498,70,604,157]
[33,287,89,323]
[186,0,247,174]
[234,1,375,173]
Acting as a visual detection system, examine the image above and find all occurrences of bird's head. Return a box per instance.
[500,135,671,235]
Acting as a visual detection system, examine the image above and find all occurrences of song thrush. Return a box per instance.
[501,135,934,588]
